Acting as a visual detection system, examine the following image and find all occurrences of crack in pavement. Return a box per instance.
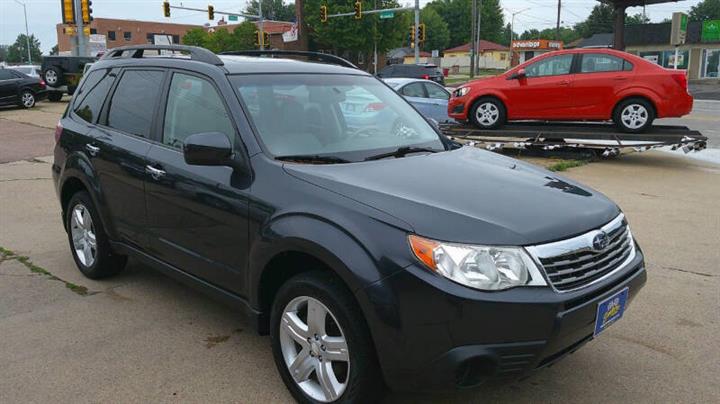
[0,177,52,182]
[659,265,715,278]
[0,246,95,296]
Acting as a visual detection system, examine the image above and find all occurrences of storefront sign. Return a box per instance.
[702,20,720,43]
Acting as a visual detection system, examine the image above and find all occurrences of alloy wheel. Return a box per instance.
[70,204,97,267]
[475,102,499,127]
[21,92,34,108]
[279,296,350,402]
[620,104,648,130]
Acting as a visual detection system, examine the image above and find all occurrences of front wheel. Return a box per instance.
[271,272,383,403]
[19,90,35,108]
[469,97,506,129]
[613,98,655,133]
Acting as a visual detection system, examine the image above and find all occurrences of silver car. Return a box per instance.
[383,78,455,124]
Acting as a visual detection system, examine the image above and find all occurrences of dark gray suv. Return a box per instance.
[53,45,646,403]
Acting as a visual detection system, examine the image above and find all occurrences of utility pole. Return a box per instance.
[373,0,377,74]
[475,0,482,75]
[556,0,561,40]
[509,8,529,66]
[258,0,264,50]
[470,0,476,78]
[13,0,32,63]
[414,0,420,64]
[74,0,87,56]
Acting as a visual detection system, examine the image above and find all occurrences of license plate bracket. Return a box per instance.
[594,287,629,336]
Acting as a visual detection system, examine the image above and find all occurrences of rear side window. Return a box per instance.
[401,83,425,97]
[424,83,449,100]
[106,70,164,138]
[580,54,626,73]
[162,73,235,149]
[73,69,116,123]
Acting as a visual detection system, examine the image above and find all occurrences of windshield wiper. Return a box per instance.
[276,154,352,164]
[364,146,441,161]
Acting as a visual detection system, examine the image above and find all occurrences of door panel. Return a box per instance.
[570,53,635,119]
[504,54,575,119]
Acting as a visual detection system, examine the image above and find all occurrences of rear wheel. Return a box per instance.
[270,272,383,403]
[66,191,127,279]
[44,66,63,87]
[613,98,655,133]
[469,97,506,129]
[19,90,35,108]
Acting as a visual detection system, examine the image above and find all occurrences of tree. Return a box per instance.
[574,3,614,38]
[50,45,59,55]
[205,28,236,53]
[519,27,579,44]
[232,21,260,50]
[182,28,209,47]
[500,23,515,46]
[426,0,505,48]
[689,0,720,21]
[626,13,650,25]
[303,0,406,57]
[246,0,296,21]
[420,8,450,52]
[0,45,8,62]
[6,34,42,63]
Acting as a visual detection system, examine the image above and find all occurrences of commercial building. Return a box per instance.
[571,20,719,80]
[439,41,509,73]
[510,39,564,66]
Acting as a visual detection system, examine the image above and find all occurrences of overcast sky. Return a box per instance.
[0,0,702,54]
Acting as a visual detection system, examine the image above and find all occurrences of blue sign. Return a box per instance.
[594,287,629,336]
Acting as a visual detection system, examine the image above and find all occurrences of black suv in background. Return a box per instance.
[0,68,47,108]
[377,63,445,85]
[53,45,646,403]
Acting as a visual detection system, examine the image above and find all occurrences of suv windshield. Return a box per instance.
[231,74,444,161]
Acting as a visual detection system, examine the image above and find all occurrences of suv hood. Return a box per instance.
[284,147,619,246]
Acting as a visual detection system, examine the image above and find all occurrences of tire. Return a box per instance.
[19,90,35,109]
[469,97,506,129]
[613,98,655,133]
[44,66,63,87]
[65,191,127,279]
[270,271,383,404]
[48,91,63,102]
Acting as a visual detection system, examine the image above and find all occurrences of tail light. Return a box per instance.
[54,121,63,143]
[421,74,430,80]
[671,71,688,90]
[365,102,386,112]
[39,80,46,89]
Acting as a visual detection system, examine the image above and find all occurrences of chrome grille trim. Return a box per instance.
[525,213,636,293]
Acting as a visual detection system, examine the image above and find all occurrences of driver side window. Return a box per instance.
[525,54,574,78]
[162,73,235,150]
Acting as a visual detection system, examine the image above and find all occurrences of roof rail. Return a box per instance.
[219,50,357,69]
[100,44,223,66]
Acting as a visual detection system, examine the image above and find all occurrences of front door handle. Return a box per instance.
[145,165,166,180]
[85,143,100,156]
[558,80,571,86]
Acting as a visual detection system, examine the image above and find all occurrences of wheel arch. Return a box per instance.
[468,92,509,116]
[612,92,658,118]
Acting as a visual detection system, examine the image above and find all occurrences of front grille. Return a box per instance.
[527,214,635,292]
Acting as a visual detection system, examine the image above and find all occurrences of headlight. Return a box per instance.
[453,87,470,97]
[409,235,547,291]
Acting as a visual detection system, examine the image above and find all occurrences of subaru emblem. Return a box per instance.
[592,231,609,251]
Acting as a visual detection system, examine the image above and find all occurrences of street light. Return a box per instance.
[14,0,32,64]
[508,7,530,65]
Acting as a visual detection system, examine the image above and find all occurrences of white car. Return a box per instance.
[383,77,455,124]
[9,65,41,78]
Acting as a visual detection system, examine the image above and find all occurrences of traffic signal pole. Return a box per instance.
[166,4,264,48]
[414,0,419,64]
[74,0,87,56]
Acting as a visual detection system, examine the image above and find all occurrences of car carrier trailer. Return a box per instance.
[441,122,708,158]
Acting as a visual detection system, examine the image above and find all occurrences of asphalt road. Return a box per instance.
[1,100,719,403]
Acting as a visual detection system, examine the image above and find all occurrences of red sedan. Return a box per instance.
[448,49,693,132]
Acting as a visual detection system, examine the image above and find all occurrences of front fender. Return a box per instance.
[59,152,117,240]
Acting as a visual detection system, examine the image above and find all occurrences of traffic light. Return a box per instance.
[320,5,328,23]
[409,24,415,40]
[208,5,214,20]
[61,0,75,25]
[353,1,362,19]
[163,1,171,17]
[255,31,269,47]
[255,31,262,46]
[263,31,269,46]
[80,0,93,24]
[418,23,426,42]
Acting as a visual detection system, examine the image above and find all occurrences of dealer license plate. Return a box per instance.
[594,287,629,336]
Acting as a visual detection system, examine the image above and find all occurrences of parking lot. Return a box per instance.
[1,100,719,403]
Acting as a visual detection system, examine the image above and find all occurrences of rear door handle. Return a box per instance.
[145,165,166,180]
[85,143,100,156]
[613,76,628,81]
[558,80,570,86]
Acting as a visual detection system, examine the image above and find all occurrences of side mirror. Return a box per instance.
[515,68,527,79]
[183,132,233,166]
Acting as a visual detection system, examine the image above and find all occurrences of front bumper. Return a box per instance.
[357,248,646,392]
[448,96,469,120]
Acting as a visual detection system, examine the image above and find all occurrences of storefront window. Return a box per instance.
[701,49,719,78]
[639,50,689,69]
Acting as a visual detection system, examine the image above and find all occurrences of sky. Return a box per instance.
[0,0,703,54]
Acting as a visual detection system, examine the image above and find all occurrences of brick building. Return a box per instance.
[56,18,202,55]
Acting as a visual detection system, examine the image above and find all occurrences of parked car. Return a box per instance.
[449,48,693,133]
[54,45,646,403]
[377,63,445,85]
[0,68,47,108]
[9,64,41,78]
[41,55,96,101]
[384,77,454,123]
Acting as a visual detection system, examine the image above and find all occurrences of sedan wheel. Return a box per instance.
[279,296,350,403]
[620,104,649,130]
[21,91,35,108]
[475,102,499,127]
[70,203,97,267]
